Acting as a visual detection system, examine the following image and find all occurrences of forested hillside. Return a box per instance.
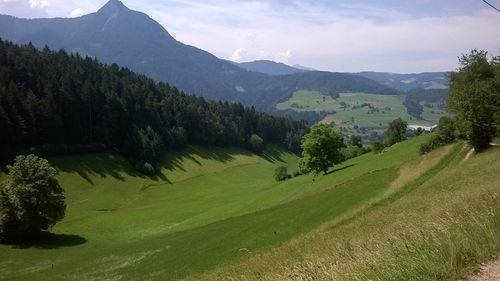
[357,71,449,92]
[235,60,306,75]
[403,88,448,119]
[0,0,398,111]
[0,40,307,168]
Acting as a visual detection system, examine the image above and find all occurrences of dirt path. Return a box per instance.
[469,257,500,281]
[463,143,498,163]
[463,148,475,162]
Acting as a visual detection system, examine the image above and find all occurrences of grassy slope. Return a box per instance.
[0,135,437,280]
[421,102,448,123]
[196,143,500,281]
[276,90,442,127]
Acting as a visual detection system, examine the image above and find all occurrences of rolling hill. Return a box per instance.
[0,0,399,110]
[357,71,450,92]
[235,60,307,75]
[1,135,498,280]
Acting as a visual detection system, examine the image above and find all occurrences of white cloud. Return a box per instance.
[29,0,49,8]
[149,1,500,72]
[230,48,248,62]
[1,1,499,72]
[69,8,84,17]
[275,50,293,64]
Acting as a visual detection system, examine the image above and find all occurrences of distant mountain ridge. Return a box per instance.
[0,0,399,110]
[356,71,450,92]
[236,60,307,75]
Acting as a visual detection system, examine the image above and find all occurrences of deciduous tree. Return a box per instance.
[449,50,499,151]
[0,154,66,243]
[384,118,407,146]
[299,124,344,175]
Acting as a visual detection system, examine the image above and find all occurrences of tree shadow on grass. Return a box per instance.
[11,232,88,249]
[260,145,289,163]
[159,145,238,172]
[326,163,356,175]
[50,152,142,185]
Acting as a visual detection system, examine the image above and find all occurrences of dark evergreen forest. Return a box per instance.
[0,40,308,170]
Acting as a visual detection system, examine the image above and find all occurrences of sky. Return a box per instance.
[1,0,500,73]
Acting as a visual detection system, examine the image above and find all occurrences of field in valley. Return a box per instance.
[0,135,498,280]
[277,90,445,132]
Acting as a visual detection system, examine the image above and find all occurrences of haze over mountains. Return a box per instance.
[233,61,449,92]
[235,60,307,76]
[0,0,414,111]
[356,72,449,92]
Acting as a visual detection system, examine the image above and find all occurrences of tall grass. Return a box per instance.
[195,144,500,281]
[361,194,500,281]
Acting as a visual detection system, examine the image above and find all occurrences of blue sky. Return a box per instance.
[1,0,500,72]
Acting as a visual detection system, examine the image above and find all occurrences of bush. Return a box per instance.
[420,134,446,154]
[420,117,459,154]
[341,145,371,161]
[274,165,289,181]
[136,162,156,175]
[249,134,265,154]
[414,127,424,136]
[372,142,386,154]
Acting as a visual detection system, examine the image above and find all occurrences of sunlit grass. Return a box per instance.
[194,143,500,281]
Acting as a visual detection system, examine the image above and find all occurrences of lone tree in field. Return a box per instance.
[0,155,66,243]
[249,133,265,154]
[384,118,408,146]
[449,50,500,151]
[299,124,344,175]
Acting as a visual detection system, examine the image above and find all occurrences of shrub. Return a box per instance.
[414,127,424,136]
[341,145,371,161]
[274,165,289,181]
[420,117,459,154]
[372,142,386,154]
[249,134,265,154]
[136,162,156,175]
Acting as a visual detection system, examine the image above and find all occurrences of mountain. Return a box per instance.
[236,60,307,75]
[0,0,399,110]
[0,39,307,164]
[356,71,450,92]
[293,64,317,71]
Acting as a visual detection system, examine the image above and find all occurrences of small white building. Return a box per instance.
[408,124,437,132]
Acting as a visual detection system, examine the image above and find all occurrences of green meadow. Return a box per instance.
[194,141,500,281]
[0,135,447,280]
[277,90,443,128]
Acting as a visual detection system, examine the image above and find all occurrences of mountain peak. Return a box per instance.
[98,0,129,14]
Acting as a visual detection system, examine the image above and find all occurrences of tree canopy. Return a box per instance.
[448,49,500,151]
[0,40,308,168]
[299,124,344,175]
[384,118,408,146]
[249,134,265,154]
[0,154,66,243]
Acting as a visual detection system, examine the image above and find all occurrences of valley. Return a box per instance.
[0,1,498,280]
[1,136,498,280]
[277,90,445,140]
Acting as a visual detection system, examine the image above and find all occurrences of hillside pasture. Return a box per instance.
[277,90,439,131]
[0,136,435,280]
[195,142,500,281]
